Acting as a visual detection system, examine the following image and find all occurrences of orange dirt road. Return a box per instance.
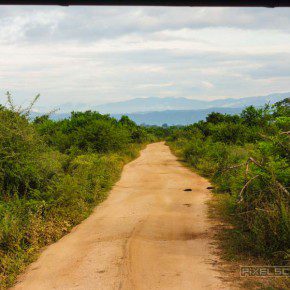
[12,142,231,290]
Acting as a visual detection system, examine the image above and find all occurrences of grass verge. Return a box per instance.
[168,142,290,290]
[0,144,144,289]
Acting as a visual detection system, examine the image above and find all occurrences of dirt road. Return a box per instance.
[13,142,230,290]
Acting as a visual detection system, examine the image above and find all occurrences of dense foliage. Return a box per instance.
[1,94,289,289]
[0,101,155,289]
[167,99,290,262]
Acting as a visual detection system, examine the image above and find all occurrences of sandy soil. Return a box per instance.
[12,142,231,290]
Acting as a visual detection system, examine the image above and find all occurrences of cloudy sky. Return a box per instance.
[1,6,290,110]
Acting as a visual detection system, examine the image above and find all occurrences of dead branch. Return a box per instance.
[280,131,290,135]
[235,209,256,215]
[6,91,16,111]
[245,160,249,179]
[248,157,263,168]
[219,163,244,173]
[238,174,260,203]
[255,207,274,213]
[275,181,290,196]
[259,133,289,153]
[219,155,288,201]
[23,94,40,116]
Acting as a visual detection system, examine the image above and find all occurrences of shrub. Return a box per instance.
[167,99,290,261]
[0,96,150,289]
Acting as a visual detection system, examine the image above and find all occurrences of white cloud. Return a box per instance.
[0,6,290,109]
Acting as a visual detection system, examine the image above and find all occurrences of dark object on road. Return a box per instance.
[207,186,215,190]
[183,188,192,191]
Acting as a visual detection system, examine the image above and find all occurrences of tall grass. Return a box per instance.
[167,99,290,263]
[0,96,152,289]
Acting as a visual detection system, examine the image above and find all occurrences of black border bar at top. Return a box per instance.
[0,0,289,7]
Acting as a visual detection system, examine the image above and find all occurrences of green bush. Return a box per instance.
[168,99,290,262]
[0,109,62,199]
[0,98,150,289]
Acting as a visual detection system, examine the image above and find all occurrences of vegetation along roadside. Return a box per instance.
[0,94,159,289]
[0,94,289,289]
[166,98,289,288]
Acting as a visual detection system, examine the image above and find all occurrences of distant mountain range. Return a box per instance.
[35,92,290,114]
[112,107,244,126]
[92,92,290,114]
[34,92,289,125]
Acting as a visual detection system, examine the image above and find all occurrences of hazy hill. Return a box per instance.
[35,107,244,126]
[113,107,244,126]
[32,92,289,125]
[94,92,289,114]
